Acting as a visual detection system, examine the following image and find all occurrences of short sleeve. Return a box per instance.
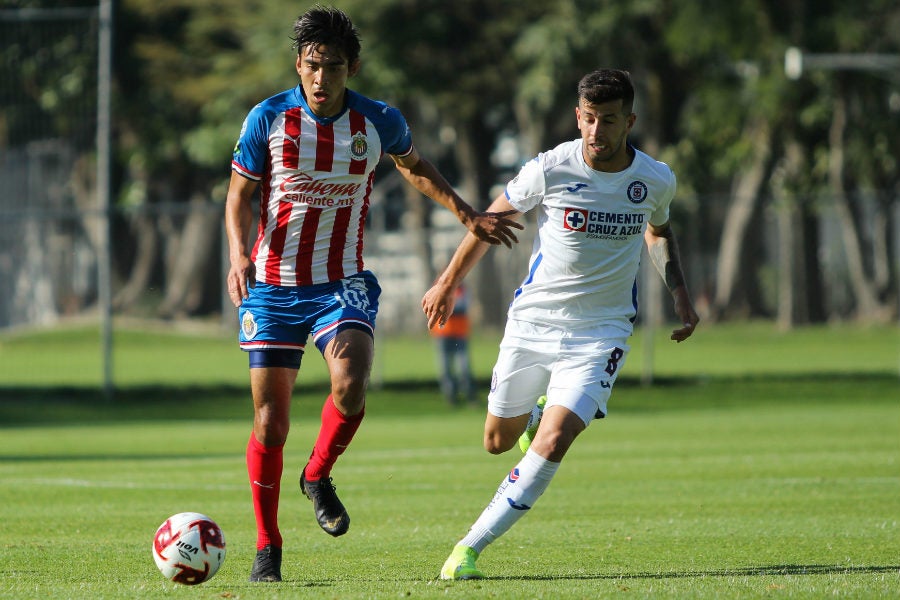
[505,156,546,213]
[231,104,270,180]
[370,102,413,157]
[648,168,676,226]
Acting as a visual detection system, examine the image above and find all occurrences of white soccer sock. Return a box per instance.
[460,448,560,553]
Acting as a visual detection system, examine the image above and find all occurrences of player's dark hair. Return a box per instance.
[578,69,634,113]
[291,5,361,64]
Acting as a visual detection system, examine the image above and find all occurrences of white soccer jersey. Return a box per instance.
[505,139,676,331]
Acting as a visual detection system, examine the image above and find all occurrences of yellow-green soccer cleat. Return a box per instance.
[518,395,547,453]
[439,544,484,580]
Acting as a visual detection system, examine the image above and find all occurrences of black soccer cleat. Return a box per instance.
[249,544,282,582]
[300,467,350,537]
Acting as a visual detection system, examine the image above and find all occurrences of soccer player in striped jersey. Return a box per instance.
[225,6,522,583]
[423,69,699,580]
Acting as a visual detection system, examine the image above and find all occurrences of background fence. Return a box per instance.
[2,5,898,395]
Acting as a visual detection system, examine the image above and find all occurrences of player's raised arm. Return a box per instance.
[422,194,522,330]
[391,147,523,248]
[644,221,699,342]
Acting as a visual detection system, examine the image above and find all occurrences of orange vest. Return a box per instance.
[430,286,470,338]
[431,312,470,338]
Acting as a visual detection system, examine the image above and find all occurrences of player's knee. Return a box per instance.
[531,428,576,461]
[254,413,289,446]
[330,365,367,394]
[331,378,362,401]
[483,432,516,455]
[330,378,367,417]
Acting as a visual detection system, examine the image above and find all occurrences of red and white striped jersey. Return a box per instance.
[232,86,413,286]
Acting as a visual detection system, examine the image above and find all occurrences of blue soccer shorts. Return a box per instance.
[237,271,381,367]
[488,318,631,426]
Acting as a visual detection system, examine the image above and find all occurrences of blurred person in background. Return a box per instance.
[429,282,475,406]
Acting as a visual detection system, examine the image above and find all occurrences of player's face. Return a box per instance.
[576,98,636,172]
[296,44,360,118]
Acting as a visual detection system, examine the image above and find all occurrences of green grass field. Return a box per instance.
[0,321,898,598]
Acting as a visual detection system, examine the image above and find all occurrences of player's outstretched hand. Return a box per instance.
[468,209,523,248]
[670,321,697,343]
[670,291,699,343]
[422,283,457,330]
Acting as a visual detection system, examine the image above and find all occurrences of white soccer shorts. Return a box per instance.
[488,319,631,426]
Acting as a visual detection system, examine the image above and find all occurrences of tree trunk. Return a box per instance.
[452,119,508,327]
[771,139,805,329]
[827,88,886,321]
[711,118,773,319]
[403,181,434,287]
[801,200,826,322]
[871,190,892,296]
[400,99,450,294]
[157,197,221,318]
[774,202,796,331]
[113,213,159,311]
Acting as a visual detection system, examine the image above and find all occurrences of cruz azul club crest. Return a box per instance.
[626,180,648,204]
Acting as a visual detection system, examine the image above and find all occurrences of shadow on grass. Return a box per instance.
[1,373,897,426]
[495,563,900,581]
[0,451,240,463]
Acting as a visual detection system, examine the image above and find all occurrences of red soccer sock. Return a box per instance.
[304,395,364,481]
[246,433,284,550]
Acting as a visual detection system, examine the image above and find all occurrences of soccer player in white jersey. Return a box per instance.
[225,6,521,583]
[423,69,700,580]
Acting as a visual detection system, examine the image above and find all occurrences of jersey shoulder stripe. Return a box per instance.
[344,90,412,156]
[232,87,304,178]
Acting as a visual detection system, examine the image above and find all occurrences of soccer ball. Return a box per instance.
[152,512,226,585]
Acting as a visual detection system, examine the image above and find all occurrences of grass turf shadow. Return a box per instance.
[488,563,900,581]
[1,373,897,426]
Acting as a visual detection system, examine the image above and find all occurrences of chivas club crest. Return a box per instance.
[241,311,258,339]
[349,132,369,160]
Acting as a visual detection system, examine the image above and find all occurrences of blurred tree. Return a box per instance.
[660,0,786,321]
[0,2,101,325]
[349,0,699,323]
[773,0,900,323]
[343,0,549,323]
[112,0,300,316]
[813,0,900,321]
[661,0,899,324]
[79,0,899,323]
